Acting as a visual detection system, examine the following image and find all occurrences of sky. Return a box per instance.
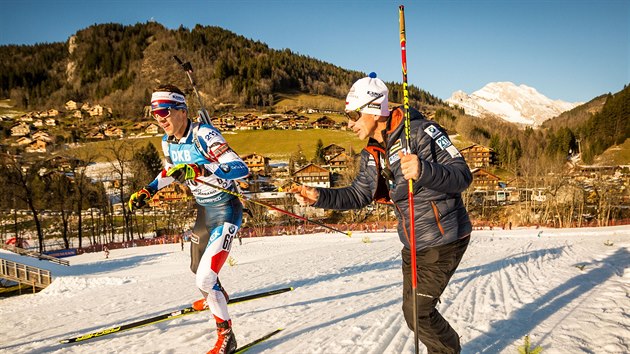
[1,225,629,353]
[1,0,628,103]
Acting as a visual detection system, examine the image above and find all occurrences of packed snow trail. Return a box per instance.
[0,226,628,353]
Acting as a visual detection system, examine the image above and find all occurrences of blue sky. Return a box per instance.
[1,0,628,103]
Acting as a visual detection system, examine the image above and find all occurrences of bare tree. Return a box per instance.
[0,154,47,253]
[105,140,136,242]
[45,171,74,249]
[67,151,99,249]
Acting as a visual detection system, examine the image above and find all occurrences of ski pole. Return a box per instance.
[173,56,212,125]
[399,5,419,354]
[193,178,352,237]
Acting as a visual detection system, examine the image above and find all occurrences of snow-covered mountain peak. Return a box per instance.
[446,81,582,126]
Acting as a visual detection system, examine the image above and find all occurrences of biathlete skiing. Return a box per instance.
[128,84,249,354]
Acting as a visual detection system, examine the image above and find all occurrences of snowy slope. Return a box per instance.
[1,225,629,354]
[446,82,581,126]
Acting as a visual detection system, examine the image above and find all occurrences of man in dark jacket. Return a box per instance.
[291,73,472,353]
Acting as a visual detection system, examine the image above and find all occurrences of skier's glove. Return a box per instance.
[167,163,210,183]
[128,187,155,212]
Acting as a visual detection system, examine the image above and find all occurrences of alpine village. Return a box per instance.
[0,23,628,281]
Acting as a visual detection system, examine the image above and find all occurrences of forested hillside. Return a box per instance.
[0,22,441,117]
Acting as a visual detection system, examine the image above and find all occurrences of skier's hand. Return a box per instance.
[289,184,319,206]
[398,151,421,181]
[167,164,209,182]
[128,187,153,212]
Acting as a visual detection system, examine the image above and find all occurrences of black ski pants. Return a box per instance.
[401,235,470,354]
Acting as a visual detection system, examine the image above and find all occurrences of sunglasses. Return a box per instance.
[345,94,384,122]
[151,104,186,120]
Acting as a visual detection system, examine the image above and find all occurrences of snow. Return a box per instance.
[1,225,629,353]
[446,82,582,126]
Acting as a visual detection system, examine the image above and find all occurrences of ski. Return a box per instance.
[59,287,292,344]
[235,328,283,353]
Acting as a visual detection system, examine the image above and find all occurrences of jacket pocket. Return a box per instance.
[430,201,445,236]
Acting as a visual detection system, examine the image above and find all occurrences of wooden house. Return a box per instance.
[293,163,330,188]
[242,153,271,175]
[25,140,50,153]
[11,122,31,137]
[145,123,160,135]
[327,152,350,173]
[311,116,336,129]
[322,144,346,161]
[470,168,501,190]
[460,144,495,168]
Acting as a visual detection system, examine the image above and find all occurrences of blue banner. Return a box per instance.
[43,248,77,258]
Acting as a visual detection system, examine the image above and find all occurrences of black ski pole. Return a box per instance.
[173,55,212,125]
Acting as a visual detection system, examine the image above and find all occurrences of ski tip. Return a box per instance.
[347,231,352,237]
[59,340,69,344]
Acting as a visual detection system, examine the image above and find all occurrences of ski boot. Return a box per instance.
[207,321,237,354]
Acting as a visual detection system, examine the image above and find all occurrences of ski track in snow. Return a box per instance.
[0,226,629,353]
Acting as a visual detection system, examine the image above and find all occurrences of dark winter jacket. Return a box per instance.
[314,107,473,251]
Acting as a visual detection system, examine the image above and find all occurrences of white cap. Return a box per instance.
[345,72,389,117]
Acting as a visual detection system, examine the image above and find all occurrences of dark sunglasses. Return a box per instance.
[345,93,384,122]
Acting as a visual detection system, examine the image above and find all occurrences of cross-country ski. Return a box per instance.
[59,287,292,344]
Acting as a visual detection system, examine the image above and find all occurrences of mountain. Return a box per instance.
[446,82,581,126]
[0,22,441,118]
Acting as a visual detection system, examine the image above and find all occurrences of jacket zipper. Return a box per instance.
[430,201,445,236]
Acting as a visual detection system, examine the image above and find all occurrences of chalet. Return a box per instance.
[86,131,105,140]
[104,127,124,138]
[239,118,263,130]
[470,168,501,190]
[133,122,149,129]
[311,116,336,129]
[32,131,53,142]
[88,105,104,117]
[322,144,346,161]
[73,110,83,119]
[295,116,310,129]
[242,153,271,175]
[32,119,44,127]
[460,144,495,168]
[211,117,229,131]
[25,140,50,153]
[149,183,191,209]
[19,113,34,122]
[260,117,275,129]
[145,123,160,135]
[45,118,57,126]
[65,100,78,111]
[11,122,31,137]
[293,163,331,188]
[283,110,299,119]
[277,118,295,130]
[14,136,32,146]
[46,109,60,117]
[327,152,350,173]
